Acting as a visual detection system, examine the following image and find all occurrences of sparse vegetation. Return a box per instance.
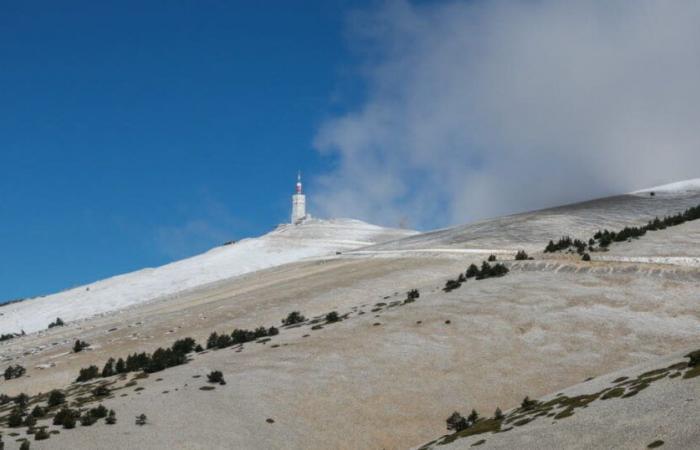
[544,204,700,254]
[135,413,147,426]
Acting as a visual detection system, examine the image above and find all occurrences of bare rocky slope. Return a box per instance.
[0,180,698,449]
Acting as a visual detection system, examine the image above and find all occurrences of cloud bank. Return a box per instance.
[313,0,700,230]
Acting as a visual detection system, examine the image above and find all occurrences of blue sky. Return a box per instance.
[0,1,371,301]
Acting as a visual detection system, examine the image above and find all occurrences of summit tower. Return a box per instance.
[291,172,306,224]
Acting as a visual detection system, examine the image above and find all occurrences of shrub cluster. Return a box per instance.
[545,204,700,254]
[77,337,199,382]
[53,407,80,428]
[4,364,26,380]
[325,311,340,323]
[281,311,306,326]
[206,326,279,350]
[48,317,65,329]
[443,261,510,292]
[0,332,20,342]
[445,409,480,433]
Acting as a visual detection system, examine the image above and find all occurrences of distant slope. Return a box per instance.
[361,178,700,253]
[0,218,416,334]
[418,347,700,450]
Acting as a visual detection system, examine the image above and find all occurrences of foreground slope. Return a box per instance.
[418,348,700,450]
[0,218,416,334]
[0,180,699,449]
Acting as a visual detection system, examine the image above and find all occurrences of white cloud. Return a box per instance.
[313,0,700,229]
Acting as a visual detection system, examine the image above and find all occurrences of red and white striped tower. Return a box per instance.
[291,171,306,224]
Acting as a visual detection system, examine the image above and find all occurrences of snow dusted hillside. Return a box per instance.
[0,218,415,334]
[631,177,700,195]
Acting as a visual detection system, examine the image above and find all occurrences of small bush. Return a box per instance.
[494,407,504,420]
[407,289,420,300]
[106,409,117,425]
[194,344,204,352]
[76,365,100,382]
[80,413,96,426]
[582,253,591,261]
[443,279,462,292]
[686,350,700,367]
[467,409,479,424]
[23,414,36,427]
[466,264,479,278]
[31,405,46,418]
[89,404,108,419]
[515,250,529,261]
[325,311,340,323]
[48,317,65,329]
[521,396,538,410]
[73,340,89,353]
[47,390,66,407]
[135,413,147,426]
[34,428,50,441]
[53,407,80,427]
[488,254,497,262]
[7,407,24,427]
[446,411,468,432]
[92,385,110,397]
[101,358,115,377]
[20,441,30,450]
[281,311,306,326]
[207,370,225,385]
[4,364,26,380]
[14,393,29,409]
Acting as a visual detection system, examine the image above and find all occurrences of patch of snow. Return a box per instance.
[631,178,700,194]
[0,218,415,334]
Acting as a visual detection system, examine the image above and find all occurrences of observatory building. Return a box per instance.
[291,172,307,224]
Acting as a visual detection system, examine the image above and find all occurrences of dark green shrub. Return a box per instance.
[101,358,115,377]
[443,279,461,292]
[76,365,99,382]
[73,340,89,353]
[4,364,26,380]
[194,344,204,352]
[515,250,529,260]
[267,327,279,336]
[494,407,504,420]
[7,407,24,427]
[14,393,28,409]
[521,396,538,410]
[325,311,340,323]
[582,253,591,261]
[488,254,497,262]
[446,411,468,432]
[53,407,80,427]
[686,350,700,367]
[20,440,30,450]
[80,413,96,426]
[92,385,110,397]
[23,414,36,427]
[171,337,196,355]
[34,428,50,441]
[106,409,117,425]
[135,413,147,426]
[281,311,306,326]
[207,370,225,385]
[62,414,76,429]
[47,390,65,407]
[467,409,479,423]
[30,405,46,418]
[48,317,65,329]
[466,264,479,278]
[89,404,108,419]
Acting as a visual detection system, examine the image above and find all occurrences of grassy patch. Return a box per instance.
[601,387,625,400]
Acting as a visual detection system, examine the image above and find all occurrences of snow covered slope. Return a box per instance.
[0,218,416,334]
